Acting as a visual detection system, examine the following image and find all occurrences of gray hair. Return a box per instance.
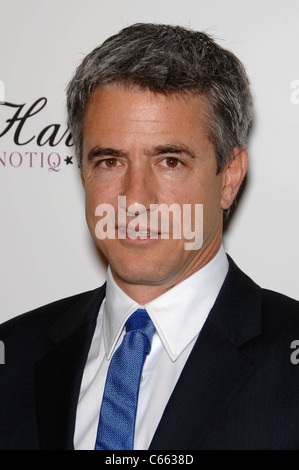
[66,23,254,172]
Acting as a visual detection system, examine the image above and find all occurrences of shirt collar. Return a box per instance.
[102,267,140,359]
[103,245,228,361]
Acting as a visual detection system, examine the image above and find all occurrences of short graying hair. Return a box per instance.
[66,23,254,172]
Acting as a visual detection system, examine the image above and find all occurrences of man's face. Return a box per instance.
[81,85,235,301]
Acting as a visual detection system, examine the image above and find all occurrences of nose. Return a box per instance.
[120,161,158,215]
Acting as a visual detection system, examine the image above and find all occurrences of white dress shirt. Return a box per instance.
[74,245,229,450]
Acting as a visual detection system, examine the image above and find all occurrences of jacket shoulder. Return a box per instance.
[262,288,299,310]
[0,286,105,341]
[261,288,299,331]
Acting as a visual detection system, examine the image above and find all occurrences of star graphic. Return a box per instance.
[64,156,73,165]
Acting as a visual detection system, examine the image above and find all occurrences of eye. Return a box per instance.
[97,158,119,168]
[162,157,181,168]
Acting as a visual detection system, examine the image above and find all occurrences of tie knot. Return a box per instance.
[126,308,156,344]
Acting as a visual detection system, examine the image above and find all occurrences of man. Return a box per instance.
[0,23,299,450]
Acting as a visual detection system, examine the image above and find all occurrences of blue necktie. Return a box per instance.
[94,308,156,450]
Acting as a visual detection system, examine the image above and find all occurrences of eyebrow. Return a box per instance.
[86,143,196,161]
[148,144,196,159]
[87,146,127,161]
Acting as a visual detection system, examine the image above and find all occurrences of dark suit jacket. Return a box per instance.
[0,256,299,450]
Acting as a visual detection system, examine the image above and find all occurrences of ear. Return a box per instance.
[221,148,248,210]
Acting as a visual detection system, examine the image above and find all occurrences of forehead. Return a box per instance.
[82,85,211,138]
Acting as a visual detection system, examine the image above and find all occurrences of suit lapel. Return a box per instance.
[150,257,262,450]
[35,286,106,450]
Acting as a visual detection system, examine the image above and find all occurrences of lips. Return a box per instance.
[117,225,161,238]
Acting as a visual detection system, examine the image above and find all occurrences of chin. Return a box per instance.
[101,239,186,285]
[110,254,178,287]
[115,263,163,284]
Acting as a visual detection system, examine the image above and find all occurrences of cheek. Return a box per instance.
[84,187,98,217]
[199,168,223,203]
[202,180,224,229]
[83,182,121,241]
[84,180,116,209]
[187,174,223,225]
[84,186,104,236]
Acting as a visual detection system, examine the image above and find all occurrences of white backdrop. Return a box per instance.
[1,0,299,323]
